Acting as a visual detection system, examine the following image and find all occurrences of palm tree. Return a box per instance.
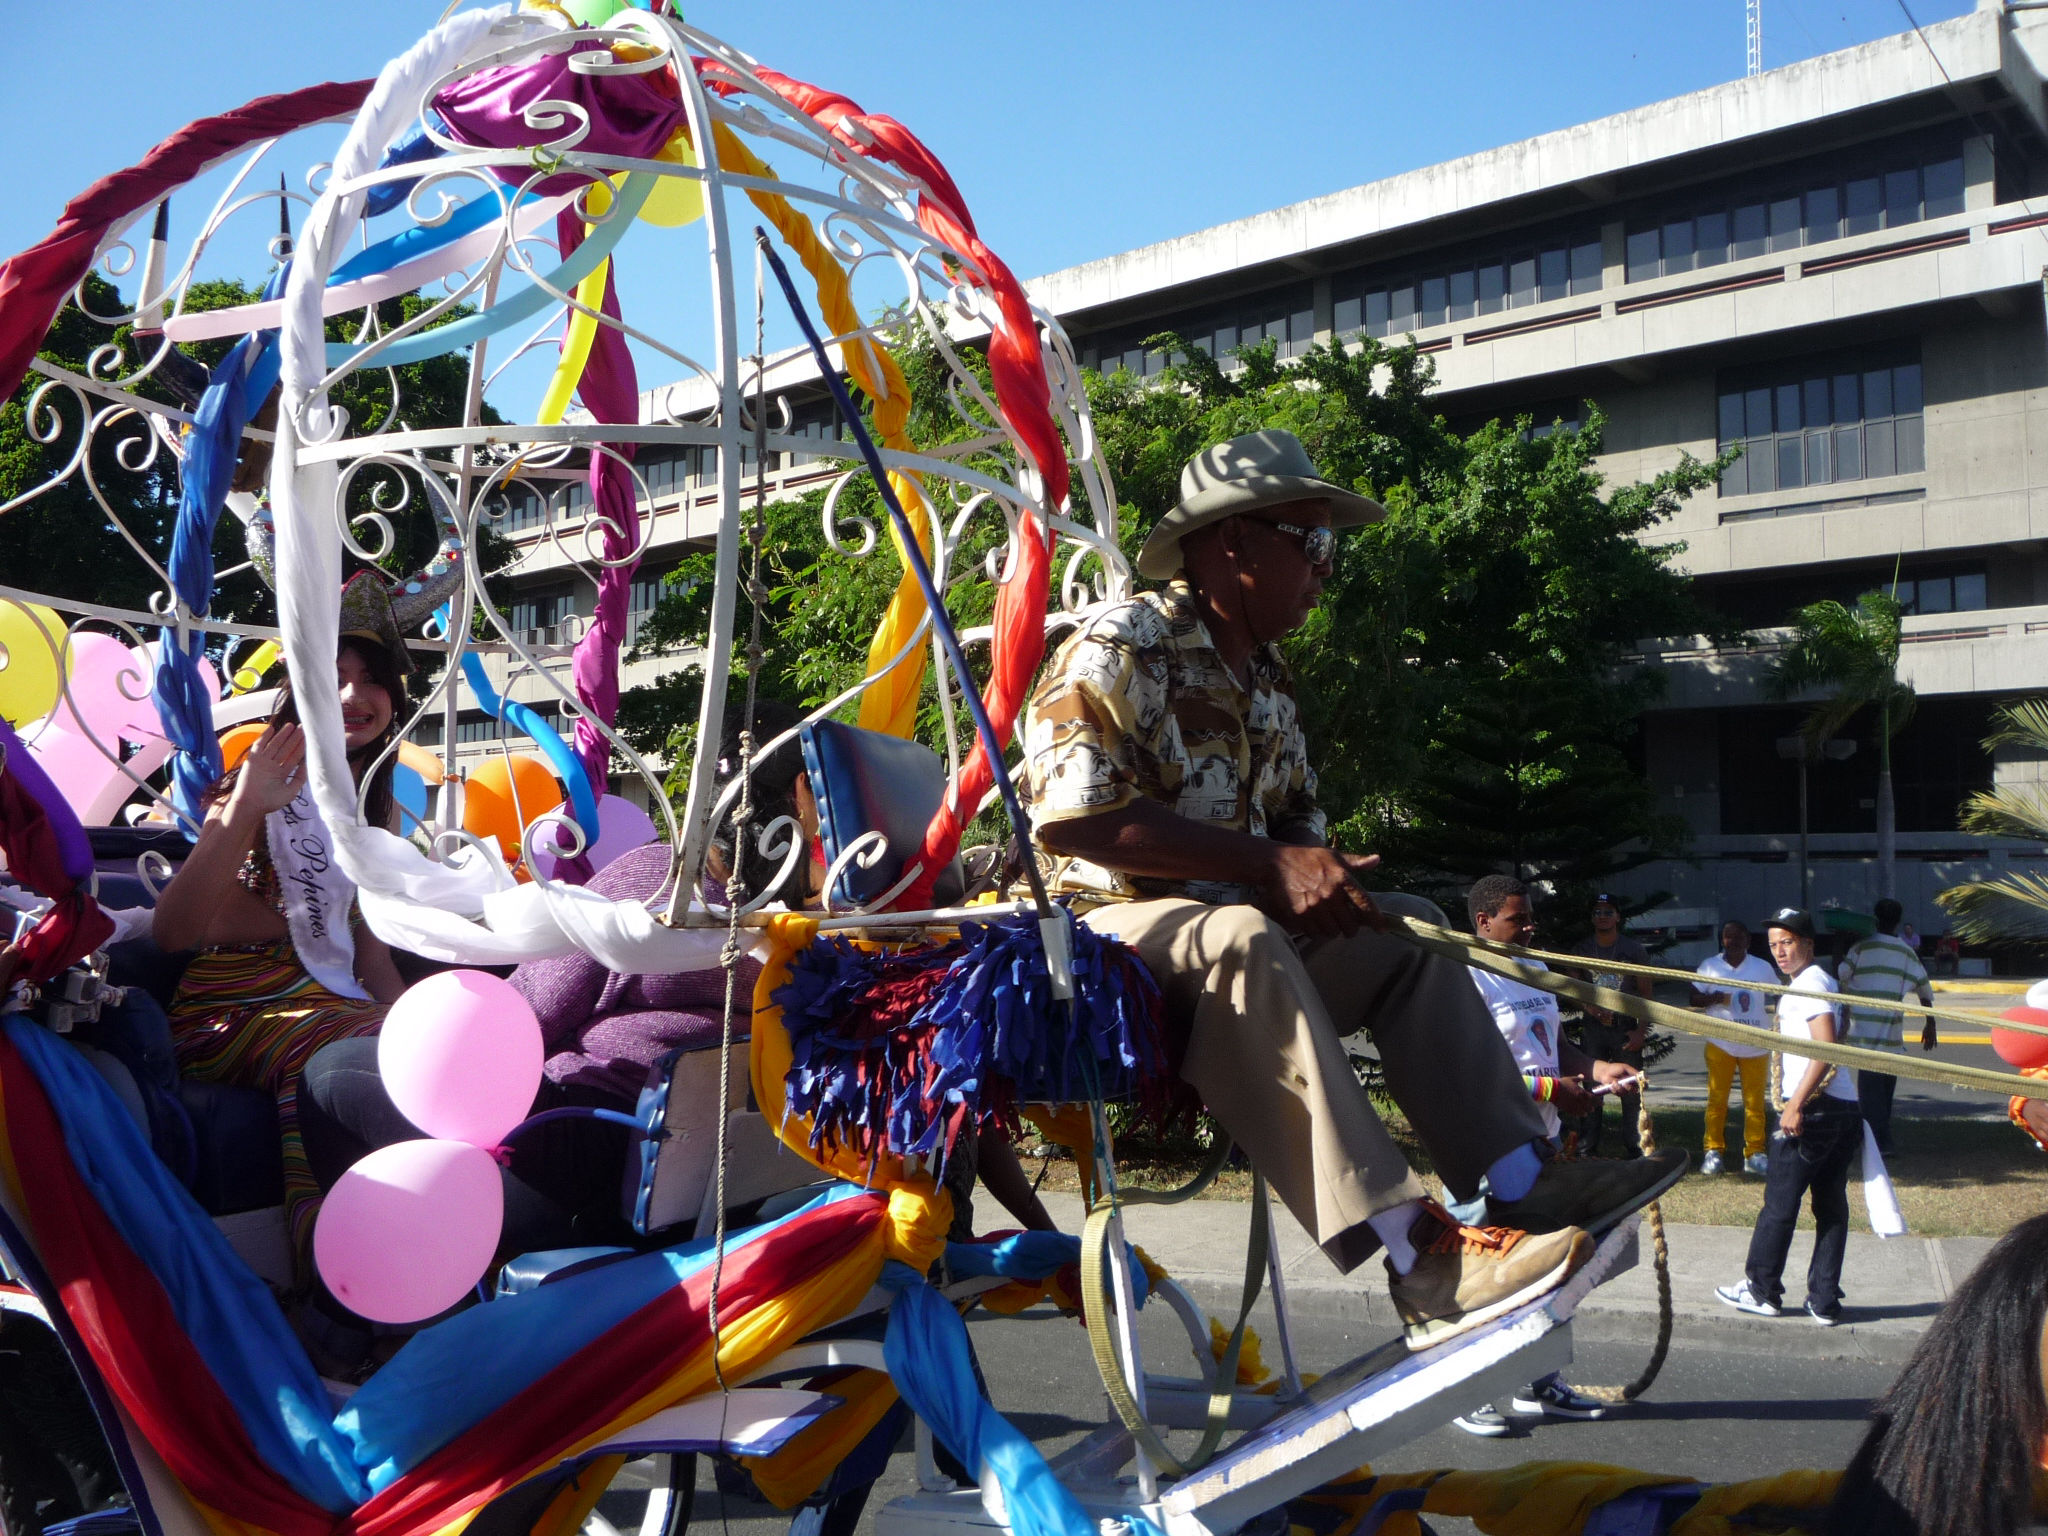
[1769,591,1915,900]
[1937,698,2048,942]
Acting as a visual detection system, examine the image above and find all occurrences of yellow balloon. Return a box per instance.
[0,601,67,727]
[228,639,282,695]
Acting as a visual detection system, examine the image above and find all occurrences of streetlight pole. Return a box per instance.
[1777,734,1858,912]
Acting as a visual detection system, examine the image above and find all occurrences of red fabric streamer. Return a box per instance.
[0,773,113,984]
[1,1037,333,1536]
[0,80,374,403]
[701,61,1068,905]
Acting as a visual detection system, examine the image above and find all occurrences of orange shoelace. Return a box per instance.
[1414,1200,1526,1258]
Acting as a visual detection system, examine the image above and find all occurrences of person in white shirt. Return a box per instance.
[1717,908,1863,1326]
[1454,875,1639,1436]
[1690,921,1777,1177]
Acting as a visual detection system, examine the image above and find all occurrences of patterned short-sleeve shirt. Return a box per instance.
[1021,579,1323,905]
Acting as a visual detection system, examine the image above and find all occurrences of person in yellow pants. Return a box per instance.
[1692,921,1776,1174]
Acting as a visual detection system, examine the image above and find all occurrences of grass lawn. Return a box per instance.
[1022,1102,2048,1238]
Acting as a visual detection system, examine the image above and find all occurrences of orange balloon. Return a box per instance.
[461,753,562,859]
[219,722,266,773]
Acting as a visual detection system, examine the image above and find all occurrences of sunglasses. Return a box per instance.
[1266,520,1337,566]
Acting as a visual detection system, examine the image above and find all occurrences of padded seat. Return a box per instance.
[800,720,964,909]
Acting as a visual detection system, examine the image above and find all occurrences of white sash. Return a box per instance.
[266,786,369,1001]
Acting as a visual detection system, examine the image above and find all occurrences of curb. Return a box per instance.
[1934,980,2034,995]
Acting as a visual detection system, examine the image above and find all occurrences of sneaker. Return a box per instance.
[1699,1150,1724,1176]
[1387,1205,1593,1349]
[1743,1153,1769,1177]
[1807,1302,1842,1327]
[1485,1148,1688,1237]
[1715,1280,1781,1318]
[1509,1378,1609,1420]
[1453,1405,1513,1437]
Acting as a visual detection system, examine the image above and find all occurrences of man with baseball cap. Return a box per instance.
[1717,908,1862,1326]
[1021,430,1685,1347]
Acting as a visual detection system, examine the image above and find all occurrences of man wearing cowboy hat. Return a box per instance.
[1022,430,1685,1345]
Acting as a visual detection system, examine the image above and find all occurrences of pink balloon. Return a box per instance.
[378,970,544,1146]
[49,633,155,745]
[535,793,659,880]
[23,724,123,822]
[313,1139,504,1323]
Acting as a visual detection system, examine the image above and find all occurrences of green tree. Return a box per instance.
[1936,698,2048,944]
[1769,591,1916,900]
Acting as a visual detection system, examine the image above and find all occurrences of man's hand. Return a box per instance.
[1622,1024,1648,1052]
[1921,1018,1938,1052]
[1590,1060,1635,1091]
[1551,1076,1598,1117]
[1780,1098,1805,1138]
[2022,1097,2048,1147]
[1261,845,1383,940]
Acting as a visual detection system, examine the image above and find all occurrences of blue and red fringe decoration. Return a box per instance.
[772,906,1170,1170]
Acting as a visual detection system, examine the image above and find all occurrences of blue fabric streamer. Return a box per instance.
[151,267,286,833]
[360,114,450,221]
[6,1021,369,1511]
[457,648,599,834]
[943,1230,1150,1309]
[879,1264,1109,1536]
[774,907,1169,1165]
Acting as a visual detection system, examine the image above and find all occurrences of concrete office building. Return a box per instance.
[472,1,2048,947]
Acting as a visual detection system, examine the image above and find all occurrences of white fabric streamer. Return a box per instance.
[269,7,730,974]
[1861,1120,1908,1238]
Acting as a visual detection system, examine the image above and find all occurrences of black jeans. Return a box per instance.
[1745,1096,1862,1313]
[1571,1018,1642,1156]
[1856,1069,1898,1153]
[298,1036,633,1259]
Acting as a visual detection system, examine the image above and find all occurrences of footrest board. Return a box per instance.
[1155,1215,1642,1536]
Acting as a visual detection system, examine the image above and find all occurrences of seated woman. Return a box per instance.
[151,573,414,1275]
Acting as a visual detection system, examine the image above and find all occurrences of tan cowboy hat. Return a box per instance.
[1135,429,1385,580]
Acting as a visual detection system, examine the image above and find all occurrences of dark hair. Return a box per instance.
[1467,873,1528,925]
[205,638,406,831]
[710,696,809,900]
[1830,1212,2048,1535]
[1874,897,1905,931]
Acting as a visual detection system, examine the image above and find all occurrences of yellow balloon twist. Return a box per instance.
[713,124,934,740]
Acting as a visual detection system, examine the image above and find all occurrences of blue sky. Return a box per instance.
[0,0,1974,411]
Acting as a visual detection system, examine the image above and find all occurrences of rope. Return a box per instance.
[1392,918,2048,1101]
[1564,1104,1674,1407]
[1454,928,2047,1038]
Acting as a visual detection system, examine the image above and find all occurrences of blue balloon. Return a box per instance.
[392,762,429,829]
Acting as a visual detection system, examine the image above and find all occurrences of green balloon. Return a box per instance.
[559,0,633,25]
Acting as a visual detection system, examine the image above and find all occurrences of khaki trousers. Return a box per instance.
[1082,898,1547,1273]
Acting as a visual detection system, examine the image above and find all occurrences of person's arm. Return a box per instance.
[974,1124,1057,1232]
[1908,948,1937,1049]
[151,723,304,953]
[354,927,407,1005]
[1038,799,1381,940]
[1778,996,1839,1137]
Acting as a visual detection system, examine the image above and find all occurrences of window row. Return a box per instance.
[1717,354,1924,498]
[1085,290,1316,378]
[1624,150,1966,283]
[1334,235,1604,338]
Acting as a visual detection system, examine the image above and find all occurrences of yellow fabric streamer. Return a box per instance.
[738,1368,902,1509]
[711,126,935,739]
[525,1455,625,1536]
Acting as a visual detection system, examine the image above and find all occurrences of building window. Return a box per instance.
[1716,346,1924,497]
[1084,285,1316,375]
[1622,138,1967,282]
[456,714,503,744]
[626,567,688,645]
[1333,226,1602,341]
[411,716,445,747]
[507,587,573,641]
[1886,568,1987,617]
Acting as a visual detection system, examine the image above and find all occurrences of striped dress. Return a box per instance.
[168,843,385,1279]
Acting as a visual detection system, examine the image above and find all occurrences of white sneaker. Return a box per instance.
[1716,1280,1781,1317]
[1453,1405,1512,1437]
[1699,1151,1724,1176]
[1807,1301,1842,1327]
[1743,1153,1769,1176]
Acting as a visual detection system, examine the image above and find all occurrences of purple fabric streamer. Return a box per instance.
[431,42,685,196]
[556,211,642,799]
[0,717,91,883]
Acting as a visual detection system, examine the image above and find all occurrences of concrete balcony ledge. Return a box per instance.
[1632,602,2048,707]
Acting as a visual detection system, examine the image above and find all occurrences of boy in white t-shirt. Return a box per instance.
[1454,875,1641,1436]
[1691,921,1777,1176]
[1716,908,1863,1327]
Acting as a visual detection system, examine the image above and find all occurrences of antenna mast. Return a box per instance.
[1746,0,1762,77]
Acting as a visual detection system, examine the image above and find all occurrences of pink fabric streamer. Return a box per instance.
[556,212,641,800]
[0,80,374,403]
[432,44,684,197]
